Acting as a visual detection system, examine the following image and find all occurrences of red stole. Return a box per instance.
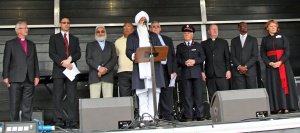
[267,50,288,94]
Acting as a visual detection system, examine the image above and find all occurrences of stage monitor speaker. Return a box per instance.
[79,97,134,132]
[210,88,270,123]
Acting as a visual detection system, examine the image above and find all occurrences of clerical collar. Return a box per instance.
[211,37,217,41]
[18,37,26,41]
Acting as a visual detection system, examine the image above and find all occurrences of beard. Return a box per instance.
[137,24,149,38]
[95,34,107,42]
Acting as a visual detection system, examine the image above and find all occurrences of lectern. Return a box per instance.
[134,46,168,121]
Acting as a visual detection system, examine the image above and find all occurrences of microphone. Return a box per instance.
[143,20,147,26]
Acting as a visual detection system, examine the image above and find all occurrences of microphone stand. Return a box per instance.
[145,22,159,124]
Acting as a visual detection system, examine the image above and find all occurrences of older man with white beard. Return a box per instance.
[86,25,117,98]
[126,11,165,121]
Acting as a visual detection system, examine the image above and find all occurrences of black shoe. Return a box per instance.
[70,121,79,129]
[179,118,192,122]
[205,116,211,120]
[196,117,205,121]
[55,119,65,128]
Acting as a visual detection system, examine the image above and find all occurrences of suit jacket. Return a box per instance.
[231,35,258,76]
[86,41,117,84]
[201,38,230,78]
[49,33,81,78]
[126,30,165,89]
[176,41,206,80]
[161,35,177,76]
[2,38,40,82]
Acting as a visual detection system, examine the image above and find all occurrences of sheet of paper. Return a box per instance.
[169,74,177,87]
[63,63,80,81]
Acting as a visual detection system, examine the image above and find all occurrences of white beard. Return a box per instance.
[95,35,107,42]
[137,24,149,39]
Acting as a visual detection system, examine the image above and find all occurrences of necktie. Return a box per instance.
[64,33,69,56]
[187,42,190,46]
[241,35,245,48]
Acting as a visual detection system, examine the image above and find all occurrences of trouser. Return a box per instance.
[206,74,229,102]
[158,64,174,120]
[9,76,34,121]
[89,81,113,98]
[182,78,205,119]
[53,78,78,122]
[137,89,160,121]
[118,72,133,97]
[232,75,257,89]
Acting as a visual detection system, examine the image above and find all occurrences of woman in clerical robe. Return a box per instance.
[260,20,299,113]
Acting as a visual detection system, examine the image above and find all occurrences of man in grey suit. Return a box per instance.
[3,21,40,121]
[86,25,117,98]
[231,22,258,89]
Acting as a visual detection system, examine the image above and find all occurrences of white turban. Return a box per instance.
[135,11,149,25]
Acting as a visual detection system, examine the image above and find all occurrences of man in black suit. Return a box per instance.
[176,25,206,121]
[86,25,117,98]
[231,22,258,89]
[150,21,177,121]
[49,18,81,128]
[201,24,231,102]
[126,11,165,121]
[3,21,40,121]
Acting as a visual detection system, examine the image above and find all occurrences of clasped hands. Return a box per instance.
[185,59,195,67]
[269,61,282,68]
[61,58,73,70]
[238,66,248,74]
[98,67,108,78]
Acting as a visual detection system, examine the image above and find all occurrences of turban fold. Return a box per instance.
[135,11,149,25]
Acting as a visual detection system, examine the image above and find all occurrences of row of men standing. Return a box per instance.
[3,11,298,127]
[1,14,257,125]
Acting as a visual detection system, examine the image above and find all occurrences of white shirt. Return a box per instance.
[240,33,248,47]
[61,31,69,44]
[185,40,192,46]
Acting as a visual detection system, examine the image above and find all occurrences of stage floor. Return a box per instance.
[53,111,300,133]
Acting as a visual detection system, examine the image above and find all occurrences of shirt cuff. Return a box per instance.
[132,53,135,60]
[97,65,101,70]
[237,65,241,70]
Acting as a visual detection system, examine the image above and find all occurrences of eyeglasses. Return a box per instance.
[61,22,70,24]
[123,27,132,29]
[96,30,106,34]
[151,25,160,28]
[19,27,29,30]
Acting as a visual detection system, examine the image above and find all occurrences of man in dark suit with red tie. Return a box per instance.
[49,18,81,128]
[3,21,40,121]
[231,22,258,89]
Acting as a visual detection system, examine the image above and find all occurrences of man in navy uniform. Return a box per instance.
[176,25,206,121]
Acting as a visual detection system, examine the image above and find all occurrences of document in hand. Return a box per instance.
[63,63,80,81]
[169,74,177,87]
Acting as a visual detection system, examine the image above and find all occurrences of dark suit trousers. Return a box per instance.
[53,78,78,122]
[206,74,229,102]
[232,75,257,89]
[118,71,133,97]
[158,65,174,120]
[182,78,204,119]
[9,76,34,121]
